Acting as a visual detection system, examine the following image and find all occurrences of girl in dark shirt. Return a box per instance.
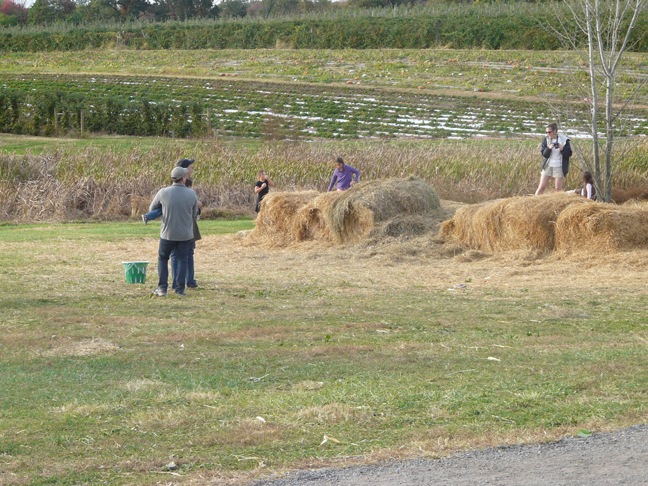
[254,170,275,213]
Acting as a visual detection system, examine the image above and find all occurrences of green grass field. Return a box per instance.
[4,48,647,99]
[2,44,648,486]
[1,220,647,485]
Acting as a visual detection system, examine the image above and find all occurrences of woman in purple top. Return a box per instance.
[327,157,360,192]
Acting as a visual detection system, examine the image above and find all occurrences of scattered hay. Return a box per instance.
[296,403,368,424]
[454,249,489,262]
[555,202,648,252]
[124,379,165,392]
[440,193,591,253]
[41,338,119,357]
[292,380,325,391]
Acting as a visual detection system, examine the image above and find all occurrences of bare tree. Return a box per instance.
[547,0,648,202]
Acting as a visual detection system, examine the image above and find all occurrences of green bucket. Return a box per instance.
[122,261,149,284]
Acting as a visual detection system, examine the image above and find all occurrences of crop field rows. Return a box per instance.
[4,73,648,139]
[3,49,648,99]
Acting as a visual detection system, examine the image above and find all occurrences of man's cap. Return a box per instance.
[171,167,188,180]
[177,158,195,168]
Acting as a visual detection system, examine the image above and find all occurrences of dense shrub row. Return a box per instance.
[0,14,573,52]
[0,90,206,137]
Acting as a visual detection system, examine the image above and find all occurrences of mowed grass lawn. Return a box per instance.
[1,220,648,485]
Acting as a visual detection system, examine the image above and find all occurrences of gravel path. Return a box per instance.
[252,424,648,486]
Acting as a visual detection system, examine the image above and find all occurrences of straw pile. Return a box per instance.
[611,186,648,204]
[246,178,442,247]
[440,193,591,252]
[293,191,340,243]
[251,191,320,246]
[555,202,648,252]
[328,178,442,243]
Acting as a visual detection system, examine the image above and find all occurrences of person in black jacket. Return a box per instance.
[254,170,275,213]
[536,123,573,195]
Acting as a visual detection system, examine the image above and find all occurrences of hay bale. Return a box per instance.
[555,203,648,252]
[611,186,648,204]
[292,191,339,243]
[252,191,320,246]
[246,179,442,247]
[440,193,591,252]
[377,214,439,238]
[327,178,441,244]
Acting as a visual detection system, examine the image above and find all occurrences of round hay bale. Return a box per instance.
[440,193,591,252]
[555,202,648,252]
[252,191,320,246]
[292,191,339,243]
[611,186,648,204]
[327,178,441,244]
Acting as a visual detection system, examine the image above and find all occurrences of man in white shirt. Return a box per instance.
[535,123,573,195]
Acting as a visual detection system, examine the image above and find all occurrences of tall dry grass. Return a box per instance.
[2,139,648,222]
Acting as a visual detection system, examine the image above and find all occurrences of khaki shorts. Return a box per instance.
[541,165,564,178]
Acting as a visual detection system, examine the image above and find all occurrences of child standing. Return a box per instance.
[327,156,360,192]
[254,170,275,213]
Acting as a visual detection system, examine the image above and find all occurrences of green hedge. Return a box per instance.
[0,90,206,137]
[0,14,571,52]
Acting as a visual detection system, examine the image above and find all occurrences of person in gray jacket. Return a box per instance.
[148,166,198,297]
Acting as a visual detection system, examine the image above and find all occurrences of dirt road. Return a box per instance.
[252,424,648,486]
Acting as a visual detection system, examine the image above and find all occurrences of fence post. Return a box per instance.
[80,110,85,135]
[54,111,59,137]
[206,108,211,136]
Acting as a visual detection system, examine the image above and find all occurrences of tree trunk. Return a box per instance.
[605,76,614,202]
[586,4,604,201]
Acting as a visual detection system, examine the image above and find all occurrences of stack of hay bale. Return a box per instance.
[249,178,442,246]
[441,193,648,253]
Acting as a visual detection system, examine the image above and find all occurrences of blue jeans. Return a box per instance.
[145,207,162,221]
[157,238,192,294]
[171,241,196,289]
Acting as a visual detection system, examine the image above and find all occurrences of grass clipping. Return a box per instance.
[441,192,648,254]
[248,178,442,247]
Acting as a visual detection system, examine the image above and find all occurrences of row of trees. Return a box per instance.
[0,0,425,26]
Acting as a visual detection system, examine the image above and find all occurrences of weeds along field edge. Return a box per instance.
[2,138,648,222]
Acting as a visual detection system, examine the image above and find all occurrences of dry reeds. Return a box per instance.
[440,193,591,253]
[555,202,648,252]
[6,137,648,223]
